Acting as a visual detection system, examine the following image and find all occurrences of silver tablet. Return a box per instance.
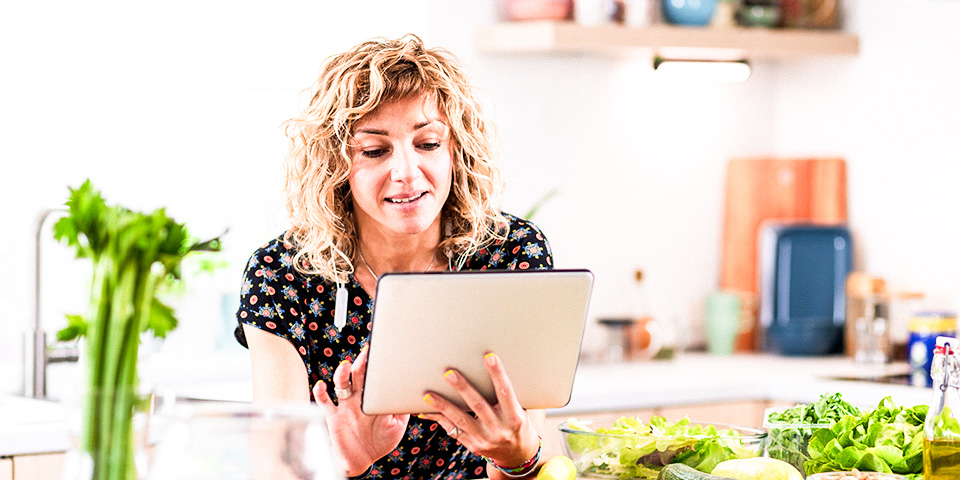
[361,269,594,415]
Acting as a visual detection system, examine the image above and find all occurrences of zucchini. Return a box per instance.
[658,464,735,480]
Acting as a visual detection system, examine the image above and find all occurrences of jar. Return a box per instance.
[908,312,958,387]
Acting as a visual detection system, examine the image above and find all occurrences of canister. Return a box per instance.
[908,311,957,386]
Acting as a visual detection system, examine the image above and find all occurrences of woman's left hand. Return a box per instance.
[418,352,542,471]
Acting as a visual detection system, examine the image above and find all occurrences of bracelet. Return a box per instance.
[484,435,542,478]
[346,464,372,480]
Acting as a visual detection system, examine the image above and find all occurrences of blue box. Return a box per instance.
[759,223,853,356]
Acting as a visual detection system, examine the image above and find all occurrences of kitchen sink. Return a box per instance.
[828,373,915,386]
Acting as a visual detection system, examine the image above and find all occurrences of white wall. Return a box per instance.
[1,0,955,395]
[772,0,960,342]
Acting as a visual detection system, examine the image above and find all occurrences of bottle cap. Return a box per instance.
[935,335,960,354]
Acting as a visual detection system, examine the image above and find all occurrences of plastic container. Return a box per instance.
[558,417,766,479]
[763,407,835,476]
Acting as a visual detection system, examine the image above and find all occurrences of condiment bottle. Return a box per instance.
[923,335,960,479]
[625,269,663,360]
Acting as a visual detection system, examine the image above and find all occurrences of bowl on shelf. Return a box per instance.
[558,416,767,479]
[737,1,782,27]
[662,0,717,26]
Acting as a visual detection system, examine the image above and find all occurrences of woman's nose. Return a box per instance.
[389,147,420,183]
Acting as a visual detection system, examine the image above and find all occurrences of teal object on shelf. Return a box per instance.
[662,0,717,26]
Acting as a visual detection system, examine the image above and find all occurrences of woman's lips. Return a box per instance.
[385,191,427,204]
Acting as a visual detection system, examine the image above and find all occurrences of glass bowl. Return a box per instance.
[806,472,908,480]
[763,407,836,475]
[558,416,767,480]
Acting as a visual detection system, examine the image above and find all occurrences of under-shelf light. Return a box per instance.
[653,58,752,83]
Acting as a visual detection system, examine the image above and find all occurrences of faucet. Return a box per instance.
[23,208,80,399]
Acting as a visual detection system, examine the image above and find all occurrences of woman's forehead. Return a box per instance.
[354,93,446,129]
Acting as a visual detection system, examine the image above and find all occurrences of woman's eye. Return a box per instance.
[361,148,386,158]
[419,142,441,151]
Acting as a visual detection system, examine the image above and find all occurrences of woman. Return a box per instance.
[235,35,553,479]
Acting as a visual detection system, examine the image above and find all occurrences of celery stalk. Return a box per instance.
[55,180,221,480]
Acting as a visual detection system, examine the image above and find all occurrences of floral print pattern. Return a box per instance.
[235,213,552,479]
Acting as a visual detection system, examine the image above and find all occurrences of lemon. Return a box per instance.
[536,455,577,480]
[710,457,803,480]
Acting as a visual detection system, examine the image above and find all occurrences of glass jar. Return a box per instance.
[60,389,155,480]
[147,398,344,480]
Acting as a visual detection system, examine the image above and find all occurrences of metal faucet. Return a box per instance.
[23,208,80,399]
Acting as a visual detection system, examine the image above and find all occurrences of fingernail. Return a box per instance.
[422,394,435,405]
[339,359,350,366]
[484,352,497,366]
[443,369,457,382]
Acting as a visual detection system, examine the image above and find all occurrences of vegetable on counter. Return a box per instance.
[765,392,862,474]
[657,463,733,480]
[710,457,803,480]
[55,180,222,480]
[564,416,761,479]
[805,397,926,480]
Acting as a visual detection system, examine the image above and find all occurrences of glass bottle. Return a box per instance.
[625,269,668,360]
[923,335,960,480]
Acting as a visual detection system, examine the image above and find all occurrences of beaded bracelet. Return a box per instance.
[484,435,542,478]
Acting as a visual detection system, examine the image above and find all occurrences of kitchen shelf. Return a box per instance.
[476,21,860,60]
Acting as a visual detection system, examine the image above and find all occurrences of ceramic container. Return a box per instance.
[662,0,717,26]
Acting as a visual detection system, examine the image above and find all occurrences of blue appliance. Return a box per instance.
[758,223,852,356]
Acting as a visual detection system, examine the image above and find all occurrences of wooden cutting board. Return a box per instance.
[720,157,847,351]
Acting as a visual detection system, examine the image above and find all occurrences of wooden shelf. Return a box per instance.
[476,21,860,60]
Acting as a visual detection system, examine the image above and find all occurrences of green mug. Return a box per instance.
[705,291,741,355]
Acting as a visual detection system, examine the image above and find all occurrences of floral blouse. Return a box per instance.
[234,213,553,480]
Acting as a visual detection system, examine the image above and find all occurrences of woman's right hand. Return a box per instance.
[312,347,409,477]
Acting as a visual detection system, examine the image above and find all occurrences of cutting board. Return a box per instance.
[720,157,847,351]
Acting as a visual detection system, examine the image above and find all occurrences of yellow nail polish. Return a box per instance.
[444,369,456,381]
[423,394,435,405]
[484,352,496,365]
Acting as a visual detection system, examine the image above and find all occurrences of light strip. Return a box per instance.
[653,58,752,83]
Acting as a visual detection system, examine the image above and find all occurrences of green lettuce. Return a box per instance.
[765,392,861,475]
[565,415,759,479]
[805,397,927,480]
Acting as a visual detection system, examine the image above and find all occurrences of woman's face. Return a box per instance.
[348,94,454,240]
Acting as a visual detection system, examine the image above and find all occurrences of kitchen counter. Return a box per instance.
[0,352,932,457]
[553,352,929,416]
[0,395,68,456]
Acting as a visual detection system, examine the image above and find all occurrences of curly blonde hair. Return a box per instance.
[281,35,507,282]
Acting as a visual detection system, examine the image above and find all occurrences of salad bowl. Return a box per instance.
[558,416,767,479]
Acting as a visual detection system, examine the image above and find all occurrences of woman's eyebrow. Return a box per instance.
[355,120,446,136]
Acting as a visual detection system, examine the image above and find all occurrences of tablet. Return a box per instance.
[361,269,594,415]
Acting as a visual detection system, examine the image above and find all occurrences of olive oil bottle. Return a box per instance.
[923,336,960,480]
[923,438,960,479]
